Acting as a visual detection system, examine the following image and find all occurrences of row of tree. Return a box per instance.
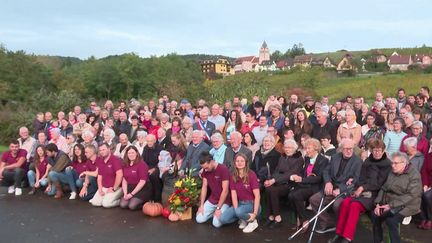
[270,43,306,62]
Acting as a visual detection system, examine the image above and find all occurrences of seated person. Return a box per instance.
[45,143,72,198]
[0,139,27,196]
[79,144,100,201]
[27,145,50,195]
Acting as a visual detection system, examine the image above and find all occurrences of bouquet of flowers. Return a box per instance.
[168,170,201,215]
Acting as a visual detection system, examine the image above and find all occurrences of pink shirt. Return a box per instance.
[1,149,27,168]
[72,160,88,175]
[123,161,149,185]
[202,164,231,205]
[86,157,102,172]
[229,171,259,201]
[97,155,123,188]
[36,157,49,176]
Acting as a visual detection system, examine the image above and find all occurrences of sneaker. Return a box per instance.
[269,220,282,229]
[243,219,258,233]
[402,216,412,225]
[315,226,336,234]
[15,188,22,196]
[28,188,36,195]
[7,186,15,194]
[238,219,247,229]
[69,192,77,200]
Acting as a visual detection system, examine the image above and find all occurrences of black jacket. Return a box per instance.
[251,148,281,182]
[272,151,304,184]
[297,153,329,192]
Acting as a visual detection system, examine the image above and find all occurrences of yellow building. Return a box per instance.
[201,58,234,79]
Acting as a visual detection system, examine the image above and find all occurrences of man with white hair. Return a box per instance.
[142,134,163,202]
[113,133,131,159]
[193,107,216,143]
[49,128,69,154]
[223,131,252,169]
[180,130,210,177]
[309,138,362,234]
[312,110,337,146]
[208,104,226,132]
[73,113,92,140]
[18,126,36,161]
[102,128,117,150]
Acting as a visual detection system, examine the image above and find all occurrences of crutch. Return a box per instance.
[307,192,324,243]
[288,185,353,241]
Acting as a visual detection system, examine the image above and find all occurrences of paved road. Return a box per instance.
[0,188,427,243]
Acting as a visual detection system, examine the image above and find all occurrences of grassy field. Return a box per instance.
[240,71,432,103]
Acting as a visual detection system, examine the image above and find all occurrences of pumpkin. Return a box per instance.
[168,213,179,222]
[162,207,171,218]
[142,201,163,217]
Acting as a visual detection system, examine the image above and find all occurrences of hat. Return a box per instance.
[180,99,189,104]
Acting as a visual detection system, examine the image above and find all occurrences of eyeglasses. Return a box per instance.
[391,161,404,165]
[140,113,145,115]
[175,113,181,115]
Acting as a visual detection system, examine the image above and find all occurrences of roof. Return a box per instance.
[235,56,256,65]
[261,41,268,49]
[294,55,313,63]
[388,55,411,65]
[260,60,273,66]
[276,58,294,68]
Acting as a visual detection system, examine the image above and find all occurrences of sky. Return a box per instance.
[1,0,432,59]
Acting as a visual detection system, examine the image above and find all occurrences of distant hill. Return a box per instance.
[35,55,82,69]
[177,54,236,63]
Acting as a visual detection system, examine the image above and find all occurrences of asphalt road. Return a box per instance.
[0,187,427,243]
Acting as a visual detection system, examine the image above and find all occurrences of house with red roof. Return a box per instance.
[234,56,259,73]
[388,52,413,71]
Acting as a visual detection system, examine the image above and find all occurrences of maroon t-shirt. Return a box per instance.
[229,171,259,201]
[71,160,88,175]
[202,164,231,205]
[97,154,123,188]
[36,157,49,176]
[1,149,27,169]
[86,157,102,172]
[123,161,149,185]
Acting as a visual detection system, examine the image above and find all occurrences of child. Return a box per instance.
[320,133,336,160]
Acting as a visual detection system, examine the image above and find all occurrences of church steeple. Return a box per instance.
[259,40,270,64]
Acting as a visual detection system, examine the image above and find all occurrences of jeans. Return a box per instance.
[224,201,261,222]
[1,168,25,188]
[195,200,236,228]
[27,170,48,188]
[49,169,83,193]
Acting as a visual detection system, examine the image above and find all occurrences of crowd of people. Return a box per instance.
[1,86,432,242]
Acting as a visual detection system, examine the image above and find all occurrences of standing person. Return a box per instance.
[141,134,163,202]
[226,153,261,233]
[336,110,362,146]
[419,151,432,229]
[79,145,100,201]
[196,152,234,228]
[372,152,422,243]
[383,118,407,157]
[240,112,259,135]
[120,146,153,210]
[180,130,210,177]
[309,138,362,234]
[263,139,303,228]
[45,143,71,198]
[223,132,252,169]
[27,145,50,195]
[90,143,123,208]
[193,107,216,143]
[252,115,269,146]
[294,110,313,142]
[329,139,391,243]
[208,104,226,132]
[0,140,27,196]
[243,132,259,161]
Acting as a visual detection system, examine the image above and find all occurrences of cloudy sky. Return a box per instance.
[1,0,432,59]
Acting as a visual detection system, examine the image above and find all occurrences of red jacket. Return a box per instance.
[422,153,432,186]
[400,135,429,157]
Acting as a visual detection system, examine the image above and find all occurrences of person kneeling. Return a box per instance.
[90,143,123,208]
[120,146,153,210]
[196,151,234,228]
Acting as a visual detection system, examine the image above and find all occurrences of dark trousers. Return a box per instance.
[371,212,403,243]
[265,184,291,217]
[309,191,344,228]
[287,186,316,222]
[149,168,162,202]
[1,168,25,188]
[421,190,432,220]
[81,176,98,201]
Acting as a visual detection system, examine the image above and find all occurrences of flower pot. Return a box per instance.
[179,207,192,221]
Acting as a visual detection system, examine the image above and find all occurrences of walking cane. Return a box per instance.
[307,193,324,243]
[288,185,354,241]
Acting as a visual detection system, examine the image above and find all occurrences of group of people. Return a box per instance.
[1,86,432,242]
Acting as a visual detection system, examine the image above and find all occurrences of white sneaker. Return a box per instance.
[243,219,258,233]
[69,192,77,200]
[7,186,15,194]
[402,216,412,225]
[238,219,247,229]
[15,188,22,196]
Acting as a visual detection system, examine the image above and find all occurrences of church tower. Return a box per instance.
[259,41,270,64]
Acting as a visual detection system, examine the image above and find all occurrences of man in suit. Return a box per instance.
[223,131,252,169]
[180,130,210,177]
[309,138,362,234]
[193,107,216,144]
